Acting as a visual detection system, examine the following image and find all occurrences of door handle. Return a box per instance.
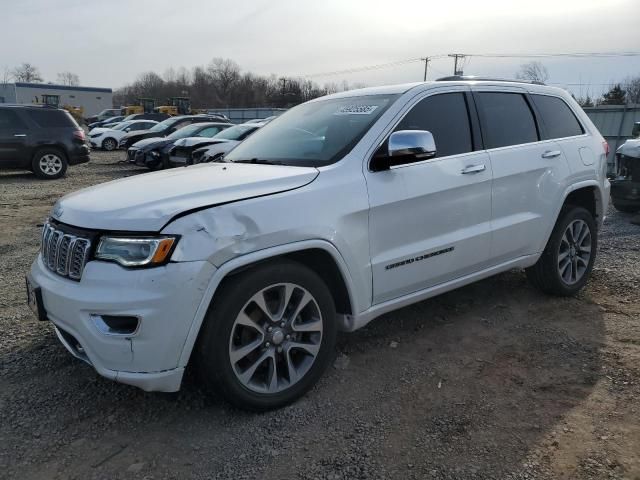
[13,134,27,137]
[461,164,486,174]
[541,150,561,159]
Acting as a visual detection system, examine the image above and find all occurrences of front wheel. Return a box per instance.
[196,260,337,411]
[101,137,117,151]
[526,206,597,296]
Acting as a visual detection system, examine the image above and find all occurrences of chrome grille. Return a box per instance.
[41,222,91,281]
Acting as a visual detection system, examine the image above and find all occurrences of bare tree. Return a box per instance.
[12,63,43,83]
[56,71,80,86]
[515,61,549,83]
[623,76,640,104]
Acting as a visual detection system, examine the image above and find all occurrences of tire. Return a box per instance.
[611,200,639,214]
[32,148,68,180]
[526,206,597,296]
[101,137,117,151]
[196,260,337,411]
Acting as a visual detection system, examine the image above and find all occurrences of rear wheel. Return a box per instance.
[101,137,117,151]
[196,260,337,411]
[32,149,68,180]
[526,206,597,296]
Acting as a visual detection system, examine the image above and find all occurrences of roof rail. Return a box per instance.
[0,103,61,109]
[435,75,545,85]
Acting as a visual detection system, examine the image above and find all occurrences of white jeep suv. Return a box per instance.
[27,79,610,410]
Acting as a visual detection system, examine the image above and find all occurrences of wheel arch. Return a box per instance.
[32,144,68,162]
[177,240,358,368]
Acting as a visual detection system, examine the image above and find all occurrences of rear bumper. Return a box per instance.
[69,147,90,165]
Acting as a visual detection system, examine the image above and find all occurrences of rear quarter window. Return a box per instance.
[27,109,77,128]
[531,94,584,139]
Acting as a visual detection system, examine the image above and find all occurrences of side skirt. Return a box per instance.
[340,254,539,332]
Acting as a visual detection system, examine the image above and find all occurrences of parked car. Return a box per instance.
[118,115,228,150]
[610,138,640,212]
[85,108,121,125]
[122,112,170,123]
[88,115,125,130]
[28,79,610,410]
[127,122,232,169]
[169,122,264,167]
[0,104,89,179]
[89,120,159,151]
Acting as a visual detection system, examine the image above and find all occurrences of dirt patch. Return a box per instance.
[1,152,639,479]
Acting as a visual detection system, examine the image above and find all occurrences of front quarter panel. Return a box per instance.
[162,165,372,316]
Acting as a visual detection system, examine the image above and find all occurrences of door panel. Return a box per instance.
[487,140,570,262]
[472,89,571,263]
[367,152,493,303]
[0,110,29,165]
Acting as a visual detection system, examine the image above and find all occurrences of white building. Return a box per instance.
[0,82,113,117]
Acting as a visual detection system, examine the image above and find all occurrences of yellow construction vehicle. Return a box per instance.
[121,98,156,116]
[155,97,191,116]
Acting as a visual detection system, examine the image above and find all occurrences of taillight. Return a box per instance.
[73,129,86,141]
[602,140,610,157]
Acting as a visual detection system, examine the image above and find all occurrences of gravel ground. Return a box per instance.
[1,152,639,480]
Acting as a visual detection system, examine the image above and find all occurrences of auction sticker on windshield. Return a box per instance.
[335,105,379,115]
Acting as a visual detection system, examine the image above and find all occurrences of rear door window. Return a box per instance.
[0,109,28,129]
[395,92,473,157]
[531,94,584,139]
[476,92,538,149]
[27,109,76,128]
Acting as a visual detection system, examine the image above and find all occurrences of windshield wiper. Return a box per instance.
[232,158,283,165]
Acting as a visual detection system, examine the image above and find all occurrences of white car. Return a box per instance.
[181,122,267,166]
[28,78,610,410]
[89,120,158,151]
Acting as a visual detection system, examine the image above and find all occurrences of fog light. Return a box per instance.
[91,314,140,335]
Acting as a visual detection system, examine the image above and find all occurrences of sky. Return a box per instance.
[2,0,639,99]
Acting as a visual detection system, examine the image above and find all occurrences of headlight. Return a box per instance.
[95,236,177,267]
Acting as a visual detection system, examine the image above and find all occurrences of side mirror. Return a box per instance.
[389,130,436,158]
[371,130,437,171]
[124,127,131,132]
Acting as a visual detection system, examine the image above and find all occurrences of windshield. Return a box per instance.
[213,124,258,141]
[166,124,202,140]
[148,118,175,133]
[225,94,398,166]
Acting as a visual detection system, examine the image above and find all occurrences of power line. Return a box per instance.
[299,51,640,79]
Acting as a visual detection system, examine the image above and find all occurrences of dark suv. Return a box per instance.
[118,115,229,149]
[0,105,89,179]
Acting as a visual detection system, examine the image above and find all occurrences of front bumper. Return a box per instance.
[29,255,216,392]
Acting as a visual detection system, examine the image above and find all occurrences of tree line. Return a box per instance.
[112,58,362,109]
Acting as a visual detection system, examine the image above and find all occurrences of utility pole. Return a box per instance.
[421,57,430,81]
[448,53,465,75]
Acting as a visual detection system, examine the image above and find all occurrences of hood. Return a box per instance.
[89,127,111,135]
[174,137,225,148]
[121,129,155,141]
[617,139,640,159]
[51,163,319,231]
[131,137,172,150]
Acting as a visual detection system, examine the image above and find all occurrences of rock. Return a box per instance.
[127,462,145,473]
[334,353,350,370]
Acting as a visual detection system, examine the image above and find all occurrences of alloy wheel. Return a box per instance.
[558,219,592,285]
[228,283,323,394]
[39,154,63,176]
